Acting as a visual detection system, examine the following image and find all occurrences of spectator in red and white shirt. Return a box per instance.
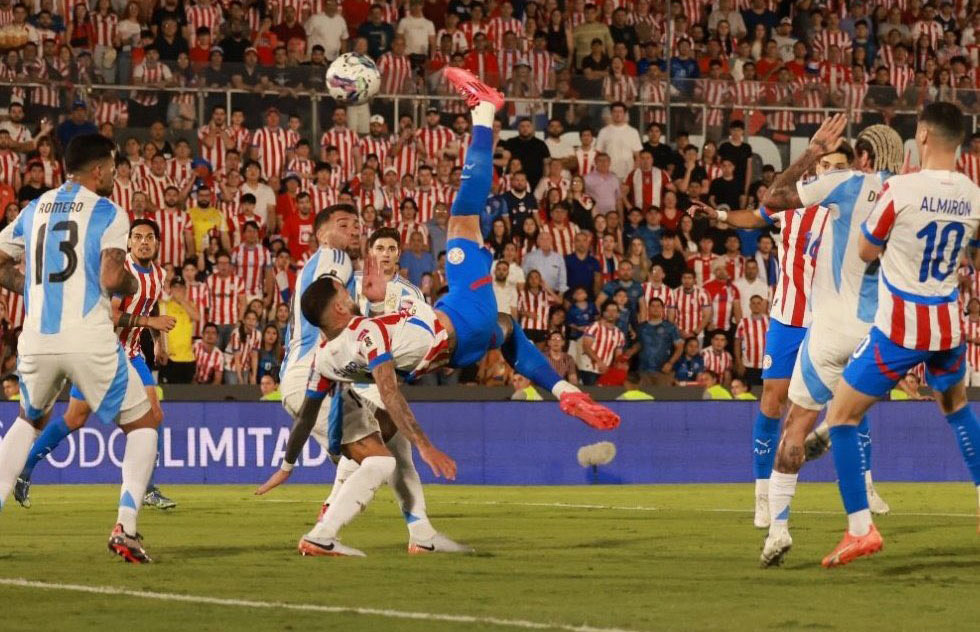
[281,190,316,260]
[734,295,770,386]
[580,299,626,386]
[155,186,195,270]
[182,260,211,338]
[957,132,980,186]
[416,107,455,164]
[964,297,980,386]
[625,150,672,210]
[540,202,580,257]
[687,234,718,287]
[671,270,711,339]
[206,251,247,347]
[193,323,224,384]
[701,331,734,385]
[251,107,290,181]
[703,261,742,335]
[233,221,272,299]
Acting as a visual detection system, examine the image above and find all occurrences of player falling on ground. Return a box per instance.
[0,134,160,563]
[312,226,471,555]
[749,117,903,567]
[819,102,980,568]
[13,219,177,510]
[255,67,619,557]
[695,142,890,529]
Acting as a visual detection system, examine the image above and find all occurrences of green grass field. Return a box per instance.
[0,483,977,631]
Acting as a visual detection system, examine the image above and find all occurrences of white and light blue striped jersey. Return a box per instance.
[279,247,352,391]
[351,272,425,316]
[796,169,890,333]
[0,182,129,354]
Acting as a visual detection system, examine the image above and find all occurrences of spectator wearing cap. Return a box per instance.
[56,100,98,152]
[17,160,48,205]
[305,0,347,61]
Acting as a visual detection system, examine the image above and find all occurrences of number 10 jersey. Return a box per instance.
[0,182,130,355]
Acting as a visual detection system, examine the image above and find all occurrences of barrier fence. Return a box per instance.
[0,400,972,486]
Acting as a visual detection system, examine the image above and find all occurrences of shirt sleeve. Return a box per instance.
[0,209,25,259]
[355,319,393,370]
[861,181,897,246]
[100,203,130,252]
[305,351,332,400]
[796,169,852,208]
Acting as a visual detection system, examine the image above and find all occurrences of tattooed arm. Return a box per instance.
[373,361,457,480]
[0,249,24,294]
[101,248,139,296]
[762,113,848,211]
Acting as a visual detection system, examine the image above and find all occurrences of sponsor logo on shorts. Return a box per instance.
[763,355,773,370]
[448,247,465,264]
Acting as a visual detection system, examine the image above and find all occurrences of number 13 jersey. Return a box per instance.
[863,170,980,350]
[0,182,130,354]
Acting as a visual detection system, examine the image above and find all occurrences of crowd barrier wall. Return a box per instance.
[0,401,971,486]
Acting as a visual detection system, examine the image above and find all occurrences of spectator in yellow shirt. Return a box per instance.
[188,185,231,256]
[158,276,200,384]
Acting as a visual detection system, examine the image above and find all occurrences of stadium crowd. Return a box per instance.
[3,0,980,395]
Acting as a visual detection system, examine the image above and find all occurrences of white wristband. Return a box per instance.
[280,462,295,472]
[716,210,729,222]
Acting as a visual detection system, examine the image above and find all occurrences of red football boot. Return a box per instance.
[559,392,620,430]
[442,67,505,111]
[821,524,884,568]
[107,523,153,564]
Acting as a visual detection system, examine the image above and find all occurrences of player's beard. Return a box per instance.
[351,302,362,316]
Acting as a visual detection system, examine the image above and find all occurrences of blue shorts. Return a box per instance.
[434,237,501,367]
[843,326,966,398]
[70,355,155,401]
[761,320,808,380]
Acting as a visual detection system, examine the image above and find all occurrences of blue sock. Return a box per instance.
[500,319,563,393]
[752,412,780,479]
[20,417,71,479]
[451,126,493,217]
[945,406,980,486]
[857,415,872,474]
[829,425,869,514]
[146,429,164,489]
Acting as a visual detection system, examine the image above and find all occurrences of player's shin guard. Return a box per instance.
[117,428,158,534]
[387,432,437,541]
[0,418,36,509]
[768,471,798,535]
[752,412,780,482]
[309,455,395,540]
[450,125,493,217]
[145,427,166,489]
[945,406,980,486]
[857,415,872,474]
[500,318,570,395]
[829,425,872,536]
[20,416,70,479]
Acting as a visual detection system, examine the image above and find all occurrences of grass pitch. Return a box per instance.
[0,483,977,632]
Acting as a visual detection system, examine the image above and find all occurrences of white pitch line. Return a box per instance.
[0,578,644,632]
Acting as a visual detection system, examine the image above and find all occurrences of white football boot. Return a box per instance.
[759,530,793,568]
[408,533,474,554]
[297,536,366,557]
[754,494,770,529]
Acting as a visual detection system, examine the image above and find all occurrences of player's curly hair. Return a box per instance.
[855,125,904,175]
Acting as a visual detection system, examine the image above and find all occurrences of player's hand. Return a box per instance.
[418,444,457,480]
[147,315,177,332]
[687,200,716,218]
[362,254,386,303]
[808,113,847,154]
[254,468,292,495]
[900,149,920,174]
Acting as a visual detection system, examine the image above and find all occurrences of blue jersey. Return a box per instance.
[0,182,129,354]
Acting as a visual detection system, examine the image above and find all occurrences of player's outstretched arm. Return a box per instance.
[373,360,457,480]
[688,201,768,229]
[0,249,24,295]
[763,113,847,211]
[254,394,326,495]
[101,248,139,296]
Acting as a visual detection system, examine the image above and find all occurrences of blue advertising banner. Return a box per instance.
[0,401,972,485]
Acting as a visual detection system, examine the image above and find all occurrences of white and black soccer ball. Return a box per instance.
[324,52,381,106]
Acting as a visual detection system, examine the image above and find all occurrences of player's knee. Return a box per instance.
[342,432,392,464]
[63,414,87,431]
[760,381,787,417]
[935,382,967,415]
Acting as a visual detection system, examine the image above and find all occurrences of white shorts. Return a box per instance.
[17,347,151,424]
[281,387,333,451]
[788,322,869,411]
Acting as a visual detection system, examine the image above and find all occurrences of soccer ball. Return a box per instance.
[324,53,381,106]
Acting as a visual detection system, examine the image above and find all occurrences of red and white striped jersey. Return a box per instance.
[185,2,223,46]
[288,156,315,181]
[225,326,261,370]
[957,152,980,186]
[583,321,625,368]
[396,221,428,247]
[575,146,597,175]
[518,287,551,331]
[186,280,211,337]
[722,253,745,280]
[760,205,828,328]
[965,317,980,371]
[766,82,796,131]
[93,99,128,126]
[703,279,740,331]
[391,141,420,178]
[888,65,914,96]
[625,167,671,210]
[812,29,851,55]
[497,48,523,84]
[111,179,135,213]
[411,186,444,223]
[193,340,224,383]
[698,78,730,127]
[735,315,770,369]
[416,125,455,163]
[309,185,338,214]
[0,7,14,27]
[1,287,24,329]
[672,286,710,333]
[795,78,825,126]
[92,11,117,46]
[230,125,252,153]
[863,171,980,350]
[168,158,194,188]
[37,159,62,189]
[153,209,190,270]
[911,19,944,49]
[701,347,733,376]
[487,16,522,50]
[604,74,638,104]
[819,61,850,86]
[639,79,667,126]
[131,63,172,106]
[679,0,703,26]
[359,135,392,167]
[377,52,413,93]
[732,80,764,108]
[541,222,580,257]
[435,28,468,53]
[233,243,271,297]
[527,48,552,93]
[117,255,166,360]
[460,19,489,48]
[0,151,18,186]
[687,254,718,287]
[284,128,301,151]
[320,126,359,182]
[837,82,869,123]
[139,172,177,210]
[197,125,231,173]
[206,273,245,326]
[251,127,289,181]
[641,281,674,309]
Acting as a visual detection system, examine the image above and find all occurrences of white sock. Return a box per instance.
[754,478,769,497]
[472,102,496,127]
[117,428,158,534]
[864,469,875,491]
[323,456,360,508]
[551,380,580,398]
[847,509,873,537]
[0,418,37,509]
[308,455,395,540]
[768,471,798,535]
[386,432,437,541]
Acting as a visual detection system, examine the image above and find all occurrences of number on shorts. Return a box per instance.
[34,220,79,284]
